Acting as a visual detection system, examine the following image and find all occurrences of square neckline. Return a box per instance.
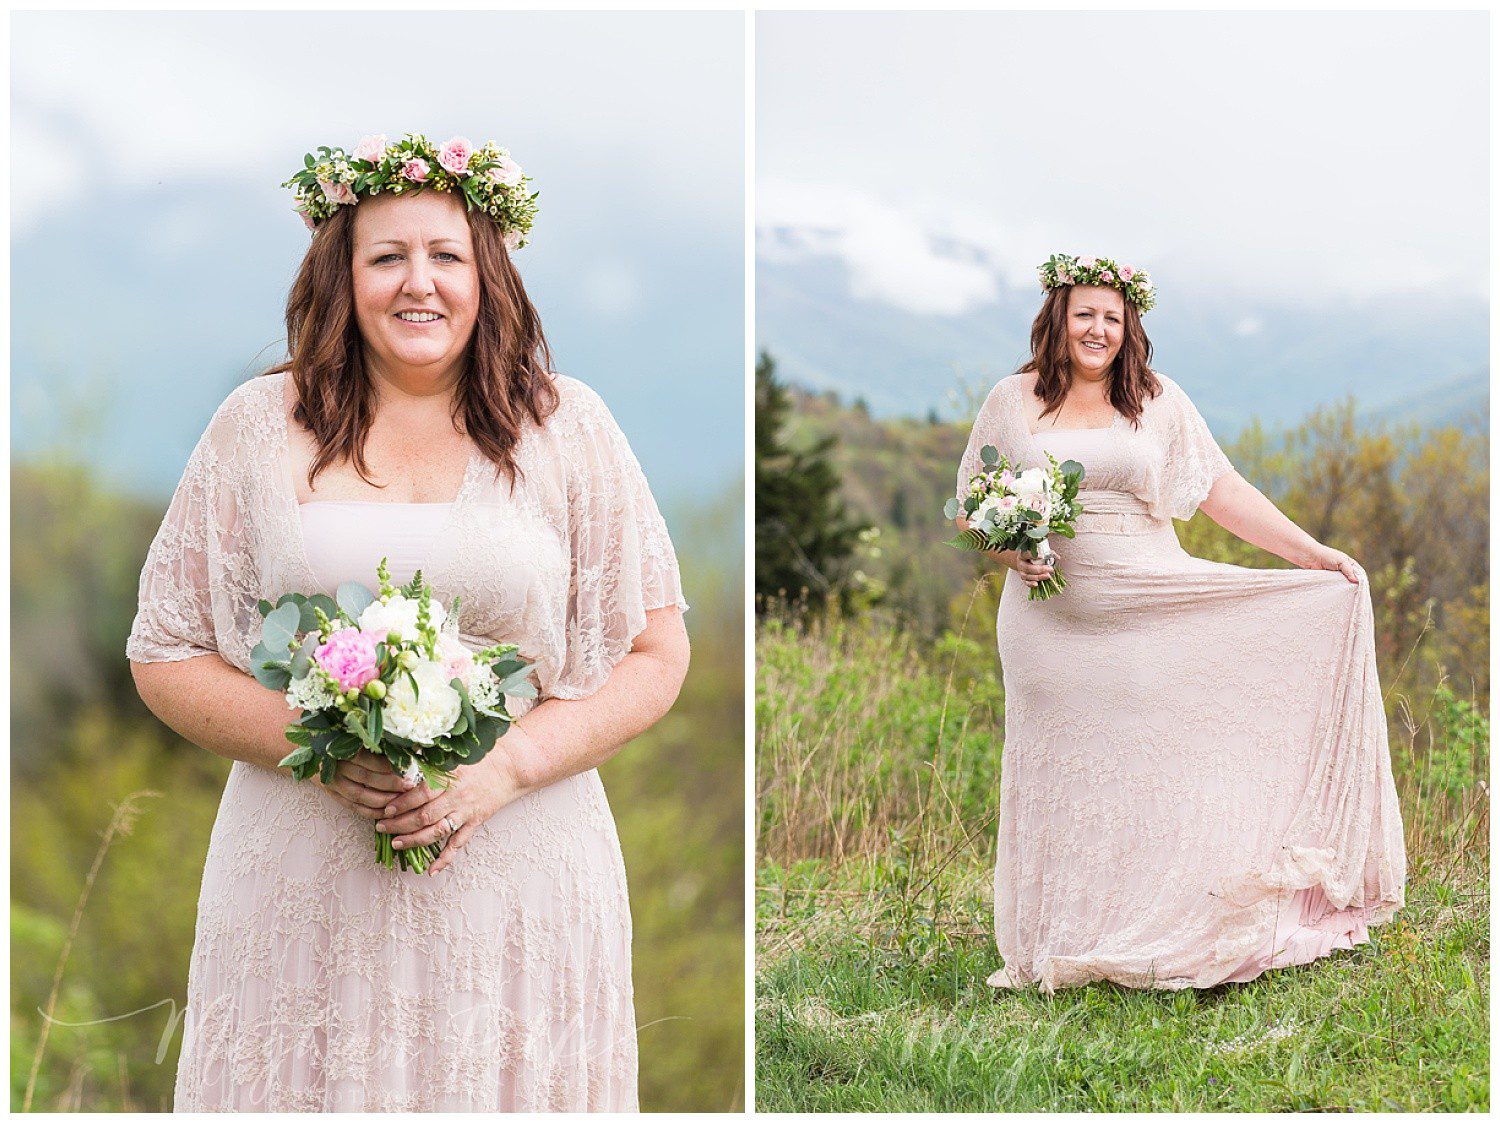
[272,372,484,592]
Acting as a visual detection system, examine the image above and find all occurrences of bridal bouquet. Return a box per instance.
[944,446,1085,601]
[250,560,534,872]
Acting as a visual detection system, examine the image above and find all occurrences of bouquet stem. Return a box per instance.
[375,830,443,873]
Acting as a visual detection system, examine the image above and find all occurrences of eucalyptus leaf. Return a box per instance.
[262,602,302,655]
[336,581,376,622]
[942,497,960,520]
[980,444,999,467]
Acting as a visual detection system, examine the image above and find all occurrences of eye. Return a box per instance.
[374,253,401,264]
[434,251,460,262]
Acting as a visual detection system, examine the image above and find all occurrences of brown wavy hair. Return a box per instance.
[263,195,559,490]
[1017,285,1161,424]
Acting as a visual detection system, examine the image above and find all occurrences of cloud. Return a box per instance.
[758,181,1002,316]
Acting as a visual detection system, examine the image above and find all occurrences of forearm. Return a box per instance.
[1198,471,1321,566]
[502,607,690,797]
[130,654,296,771]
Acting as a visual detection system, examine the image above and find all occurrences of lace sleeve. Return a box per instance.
[551,382,688,701]
[125,391,251,667]
[956,378,1017,502]
[1159,376,1234,521]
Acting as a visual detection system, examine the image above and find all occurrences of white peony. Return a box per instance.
[384,659,462,745]
[358,593,446,642]
[1015,467,1047,495]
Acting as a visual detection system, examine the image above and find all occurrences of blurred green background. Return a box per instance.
[11,451,745,1112]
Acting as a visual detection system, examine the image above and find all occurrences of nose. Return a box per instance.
[401,256,436,300]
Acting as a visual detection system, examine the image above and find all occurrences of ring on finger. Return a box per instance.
[443,813,461,838]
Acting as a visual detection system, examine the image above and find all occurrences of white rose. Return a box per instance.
[972,497,999,525]
[358,593,446,641]
[383,659,462,745]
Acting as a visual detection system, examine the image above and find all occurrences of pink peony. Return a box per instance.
[353,134,389,162]
[318,179,357,206]
[438,136,474,175]
[314,627,381,692]
[487,155,523,187]
[1119,265,1135,281]
[402,158,431,183]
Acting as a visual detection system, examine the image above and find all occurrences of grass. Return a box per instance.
[754,609,1490,1112]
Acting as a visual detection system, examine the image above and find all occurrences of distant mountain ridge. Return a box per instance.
[758,223,1489,438]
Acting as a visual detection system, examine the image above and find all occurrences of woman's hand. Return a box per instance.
[957,516,1054,589]
[315,749,417,820]
[1300,543,1362,585]
[375,726,536,875]
[998,549,1055,589]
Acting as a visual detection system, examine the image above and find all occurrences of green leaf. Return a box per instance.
[251,656,291,691]
[942,497,960,520]
[980,444,999,467]
[278,744,314,769]
[336,581,376,621]
[257,599,274,618]
[262,601,302,655]
[283,726,313,747]
[370,702,383,745]
[290,633,317,678]
[944,529,988,551]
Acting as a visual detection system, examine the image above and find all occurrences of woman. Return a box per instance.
[954,253,1404,993]
[127,133,690,1110]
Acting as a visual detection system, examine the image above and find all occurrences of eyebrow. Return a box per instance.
[368,238,466,248]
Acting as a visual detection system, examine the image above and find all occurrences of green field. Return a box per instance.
[755,610,1489,1112]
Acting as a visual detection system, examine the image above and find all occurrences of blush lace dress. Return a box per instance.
[956,372,1405,993]
[126,371,687,1110]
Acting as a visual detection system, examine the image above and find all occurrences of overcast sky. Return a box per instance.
[12,10,744,500]
[757,10,1488,316]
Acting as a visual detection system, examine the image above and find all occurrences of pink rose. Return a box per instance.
[352,134,388,163]
[314,627,381,692]
[318,179,357,206]
[402,158,430,183]
[487,155,523,187]
[1100,269,1115,283]
[1078,256,1097,268]
[301,211,318,232]
[998,469,1015,487]
[503,228,523,252]
[438,136,474,176]
[436,632,475,688]
[999,495,1018,510]
[1056,272,1073,285]
[1119,265,1135,281]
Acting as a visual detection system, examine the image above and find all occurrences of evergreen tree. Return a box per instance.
[755,351,864,614]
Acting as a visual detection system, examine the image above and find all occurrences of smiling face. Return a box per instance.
[351,189,480,388]
[1065,285,1125,380]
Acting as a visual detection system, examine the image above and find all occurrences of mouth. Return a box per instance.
[1081,341,1106,353]
[394,311,444,325]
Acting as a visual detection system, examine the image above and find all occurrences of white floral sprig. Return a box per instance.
[1038,252,1156,313]
[283,132,538,251]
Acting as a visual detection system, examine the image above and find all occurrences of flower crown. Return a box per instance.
[1037,253,1156,313]
[282,133,539,251]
